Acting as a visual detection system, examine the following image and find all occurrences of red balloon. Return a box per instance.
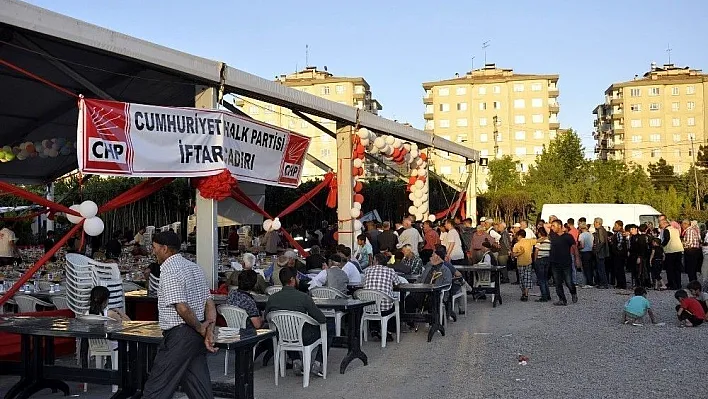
[406,184,412,192]
[408,176,417,185]
[420,153,428,161]
[333,232,339,241]
[357,153,365,160]
[356,144,365,155]
[352,135,360,145]
[418,176,426,181]
[351,167,360,176]
[392,148,402,158]
[353,194,364,204]
[400,148,409,156]
[354,182,363,192]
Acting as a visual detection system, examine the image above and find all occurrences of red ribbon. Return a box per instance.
[0,208,50,221]
[326,174,338,209]
[434,191,467,220]
[192,170,237,201]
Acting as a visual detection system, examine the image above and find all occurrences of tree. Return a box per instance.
[487,155,521,191]
[696,145,708,168]
[647,158,678,190]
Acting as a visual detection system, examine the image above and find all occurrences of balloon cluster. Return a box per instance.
[262,217,281,232]
[66,200,105,237]
[0,138,76,163]
[362,128,430,222]
[351,128,371,233]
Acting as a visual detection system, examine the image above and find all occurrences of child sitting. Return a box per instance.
[675,289,705,327]
[686,280,708,318]
[623,286,657,326]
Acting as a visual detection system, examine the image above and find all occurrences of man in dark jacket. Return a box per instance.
[377,221,398,254]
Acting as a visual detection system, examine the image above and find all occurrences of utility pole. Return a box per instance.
[482,41,490,65]
[666,43,672,64]
[305,44,309,66]
[493,115,499,159]
[471,56,475,71]
[690,137,701,210]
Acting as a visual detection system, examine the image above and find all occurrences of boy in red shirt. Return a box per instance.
[675,289,705,327]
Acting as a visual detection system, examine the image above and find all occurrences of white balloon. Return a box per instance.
[409,149,419,159]
[414,180,424,189]
[410,184,419,193]
[357,128,369,138]
[360,138,370,147]
[385,135,395,145]
[272,219,282,230]
[374,137,386,149]
[422,185,429,194]
[416,158,424,166]
[368,131,377,141]
[48,149,59,157]
[83,217,104,237]
[354,219,363,232]
[411,143,418,151]
[418,168,427,178]
[66,204,83,224]
[379,144,389,153]
[353,202,361,210]
[421,162,428,169]
[350,208,361,219]
[403,143,411,152]
[79,200,98,219]
[408,205,418,215]
[414,189,424,199]
[353,158,363,168]
[263,219,273,232]
[415,213,424,221]
[410,169,418,177]
[419,203,429,213]
[393,139,403,149]
[413,198,423,207]
[408,193,416,201]
[385,146,394,156]
[428,214,436,222]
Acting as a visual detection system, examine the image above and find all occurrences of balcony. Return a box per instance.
[611,108,623,119]
[549,103,559,113]
[549,122,560,129]
[423,95,433,105]
[424,112,434,120]
[614,126,625,135]
[548,86,559,97]
[610,97,622,106]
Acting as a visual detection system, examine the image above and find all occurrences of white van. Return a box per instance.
[540,204,661,228]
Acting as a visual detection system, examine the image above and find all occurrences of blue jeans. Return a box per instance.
[595,256,608,287]
[570,254,578,285]
[534,257,551,300]
[551,261,576,303]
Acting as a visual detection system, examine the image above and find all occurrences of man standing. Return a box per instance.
[548,220,578,306]
[610,220,628,288]
[365,222,381,255]
[681,220,701,283]
[592,218,610,289]
[142,232,217,399]
[470,225,494,264]
[496,222,512,283]
[520,220,536,240]
[578,225,594,287]
[660,219,684,289]
[397,217,423,255]
[377,222,398,254]
[0,224,18,266]
[443,219,465,265]
[227,226,239,252]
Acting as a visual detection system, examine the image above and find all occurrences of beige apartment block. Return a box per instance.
[422,64,560,190]
[594,63,708,174]
[235,67,382,180]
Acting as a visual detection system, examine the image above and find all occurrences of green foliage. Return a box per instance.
[647,158,678,190]
[487,155,521,191]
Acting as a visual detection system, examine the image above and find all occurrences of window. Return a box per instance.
[549,130,557,139]
[493,85,501,94]
[438,88,449,96]
[515,131,526,140]
[497,149,504,156]
[687,101,695,110]
[300,120,308,128]
[672,118,680,127]
[479,102,487,111]
[425,104,434,113]
[456,118,468,127]
[288,119,296,129]
[649,103,660,111]
[514,99,525,109]
[675,165,683,174]
[688,133,696,141]
[438,119,450,128]
[480,149,489,157]
[672,102,679,111]
[513,84,524,92]
[675,149,682,158]
[632,150,642,158]
[688,117,696,126]
[687,85,695,95]
[248,105,259,115]
[649,118,661,127]
[631,135,642,143]
[335,84,345,94]
[630,88,641,97]
[515,147,527,156]
[479,117,488,127]
[531,98,543,108]
[496,133,503,142]
[533,146,544,155]
[493,101,501,110]
[650,134,661,142]
[630,119,642,128]
[264,104,274,114]
[354,85,365,94]
[514,115,526,124]
[532,114,543,123]
[424,120,434,130]
[321,86,330,95]
[456,134,468,142]
[456,87,467,95]
[321,134,332,142]
[534,130,544,139]
[651,149,661,158]
[630,104,641,112]
[320,148,331,158]
[673,134,681,142]
[479,133,488,142]
[531,83,542,91]
[649,87,660,96]
[441,166,452,175]
[516,163,528,172]
[457,102,468,111]
[672,87,680,96]
[439,103,450,112]
[478,86,487,95]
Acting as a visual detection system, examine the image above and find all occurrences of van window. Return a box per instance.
[639,215,658,227]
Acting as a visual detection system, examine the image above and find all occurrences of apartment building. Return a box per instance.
[593,63,708,173]
[235,66,383,180]
[422,64,560,189]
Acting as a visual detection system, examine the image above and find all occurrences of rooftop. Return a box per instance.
[605,63,708,92]
[423,63,559,89]
[276,66,370,89]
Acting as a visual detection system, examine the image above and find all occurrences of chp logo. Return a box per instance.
[279,134,310,184]
[81,99,132,173]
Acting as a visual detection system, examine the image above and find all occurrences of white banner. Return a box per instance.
[77,98,311,188]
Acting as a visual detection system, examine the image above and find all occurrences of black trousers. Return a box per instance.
[665,252,683,289]
[614,256,627,289]
[676,305,704,326]
[684,248,702,283]
[142,324,213,399]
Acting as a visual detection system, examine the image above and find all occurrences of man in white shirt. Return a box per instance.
[520,220,536,239]
[443,219,465,265]
[487,219,501,243]
[397,217,423,255]
[0,225,18,264]
[341,253,362,285]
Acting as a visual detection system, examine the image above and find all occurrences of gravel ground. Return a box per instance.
[3,274,707,399]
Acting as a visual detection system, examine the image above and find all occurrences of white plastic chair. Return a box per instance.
[148,274,160,294]
[439,285,451,326]
[14,295,55,313]
[1,298,16,314]
[267,311,327,388]
[51,296,69,310]
[266,286,283,296]
[452,286,467,315]
[353,289,400,348]
[84,339,118,393]
[218,305,249,376]
[309,287,347,337]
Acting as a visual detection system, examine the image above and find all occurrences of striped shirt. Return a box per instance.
[534,238,551,258]
[157,254,211,331]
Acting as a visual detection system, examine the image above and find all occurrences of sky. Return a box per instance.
[23,0,708,158]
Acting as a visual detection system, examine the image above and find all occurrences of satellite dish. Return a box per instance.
[324,66,328,71]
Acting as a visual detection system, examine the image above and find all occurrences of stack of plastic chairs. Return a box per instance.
[144,226,155,252]
[64,253,94,315]
[88,259,124,311]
